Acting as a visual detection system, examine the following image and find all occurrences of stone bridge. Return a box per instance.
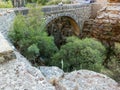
[0,4,102,37]
[42,4,92,35]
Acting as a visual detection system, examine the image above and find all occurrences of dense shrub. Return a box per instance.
[0,0,13,8]
[51,37,106,72]
[9,8,58,66]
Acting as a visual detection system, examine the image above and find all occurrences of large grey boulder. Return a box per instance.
[55,70,120,90]
[0,54,55,90]
[40,66,64,84]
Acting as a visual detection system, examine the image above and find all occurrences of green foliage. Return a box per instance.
[9,8,58,65]
[101,42,120,82]
[28,44,39,55]
[0,0,13,8]
[114,43,120,55]
[51,37,106,72]
[25,3,37,8]
[107,43,120,82]
[37,0,48,5]
[26,0,70,5]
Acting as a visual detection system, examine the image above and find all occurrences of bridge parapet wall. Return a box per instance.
[42,4,90,13]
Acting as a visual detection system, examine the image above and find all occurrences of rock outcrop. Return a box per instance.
[0,54,55,90]
[40,66,120,90]
[0,32,55,90]
[56,70,120,90]
[40,67,120,90]
[83,5,120,43]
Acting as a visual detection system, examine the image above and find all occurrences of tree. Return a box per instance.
[9,8,58,66]
[51,37,106,72]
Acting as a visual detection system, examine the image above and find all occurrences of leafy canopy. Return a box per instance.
[51,37,106,72]
[9,8,58,65]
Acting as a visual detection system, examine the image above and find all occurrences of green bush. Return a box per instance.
[51,37,106,72]
[9,8,58,66]
[0,0,13,8]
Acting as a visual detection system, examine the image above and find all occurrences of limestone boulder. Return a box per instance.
[0,54,55,90]
[55,70,120,90]
[40,66,64,84]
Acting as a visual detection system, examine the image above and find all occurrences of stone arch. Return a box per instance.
[46,13,80,36]
[46,15,80,48]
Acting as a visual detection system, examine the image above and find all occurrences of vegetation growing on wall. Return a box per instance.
[26,0,71,5]
[46,0,71,5]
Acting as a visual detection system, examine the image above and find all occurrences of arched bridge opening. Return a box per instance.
[47,16,80,48]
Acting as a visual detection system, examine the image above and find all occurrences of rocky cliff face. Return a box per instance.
[92,5,120,43]
[83,4,120,44]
